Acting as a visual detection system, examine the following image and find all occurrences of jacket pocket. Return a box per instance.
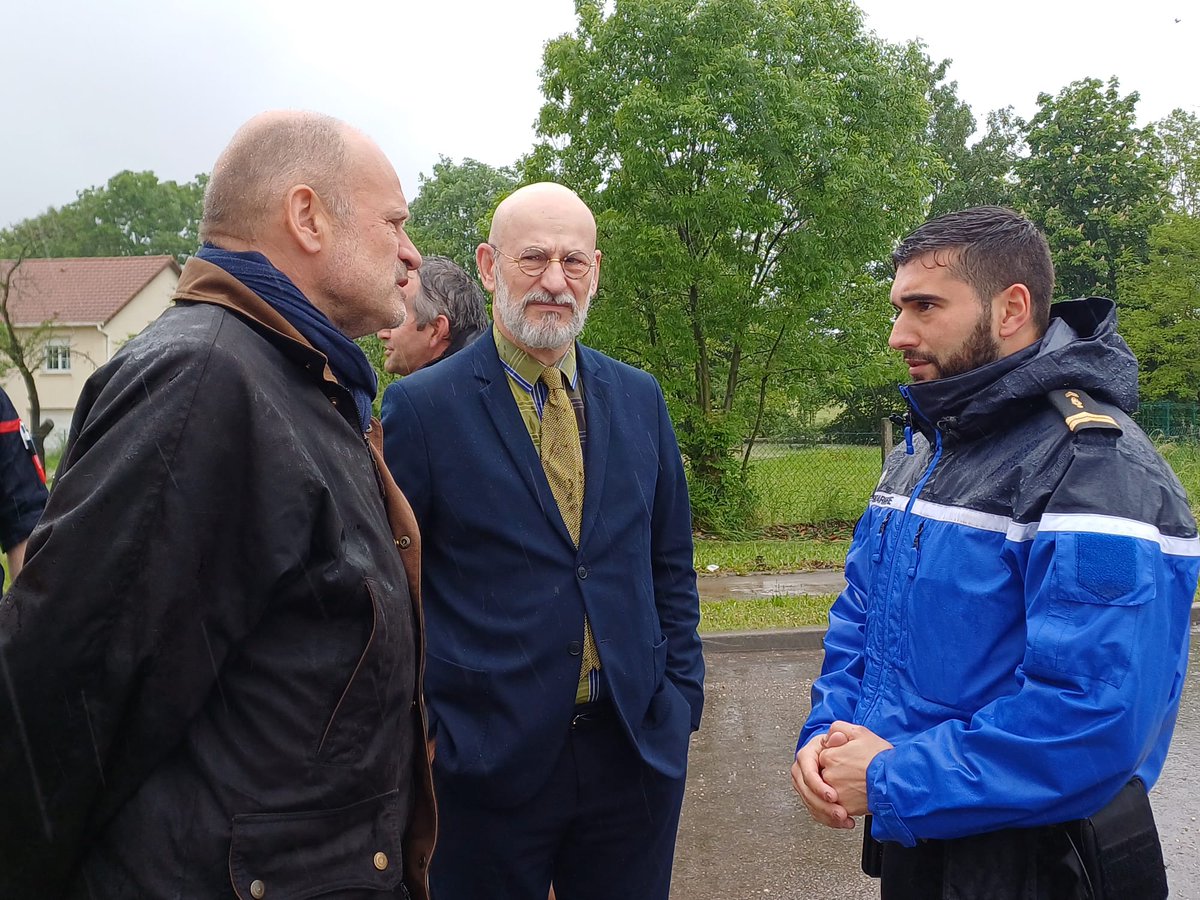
[317,580,402,765]
[651,634,668,685]
[228,791,404,899]
[1027,533,1154,688]
[423,650,492,764]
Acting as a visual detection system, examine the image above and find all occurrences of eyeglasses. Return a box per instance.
[488,244,595,280]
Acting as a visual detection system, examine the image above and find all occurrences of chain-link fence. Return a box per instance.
[746,432,886,526]
[748,406,1200,527]
[1135,401,1200,442]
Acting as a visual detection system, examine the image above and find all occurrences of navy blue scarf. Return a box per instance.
[197,244,377,432]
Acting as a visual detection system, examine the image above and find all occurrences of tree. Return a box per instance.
[1016,77,1168,301]
[528,0,936,529]
[1154,108,1200,216]
[1118,213,1200,402]
[928,104,1023,218]
[407,157,518,277]
[0,170,207,265]
[0,256,57,457]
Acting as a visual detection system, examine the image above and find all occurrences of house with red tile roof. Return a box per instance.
[0,256,180,449]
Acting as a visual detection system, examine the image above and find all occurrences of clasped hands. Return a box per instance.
[790,721,893,829]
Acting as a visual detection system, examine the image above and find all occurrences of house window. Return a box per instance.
[45,339,71,372]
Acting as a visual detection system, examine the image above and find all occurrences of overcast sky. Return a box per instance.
[3,0,1195,229]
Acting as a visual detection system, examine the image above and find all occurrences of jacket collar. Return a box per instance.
[902,296,1138,441]
[173,257,361,431]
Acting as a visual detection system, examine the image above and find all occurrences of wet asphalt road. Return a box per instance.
[671,632,1200,900]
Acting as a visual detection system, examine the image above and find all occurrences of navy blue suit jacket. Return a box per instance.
[381,335,704,807]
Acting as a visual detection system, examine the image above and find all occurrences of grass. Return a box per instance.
[694,535,850,575]
[746,444,881,526]
[699,594,837,632]
[1160,441,1200,516]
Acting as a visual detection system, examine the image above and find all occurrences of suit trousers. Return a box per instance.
[430,703,687,900]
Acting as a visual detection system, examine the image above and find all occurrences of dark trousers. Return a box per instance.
[429,704,687,900]
[877,829,1090,900]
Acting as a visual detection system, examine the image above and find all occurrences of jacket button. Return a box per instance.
[250,880,266,899]
[568,641,582,656]
[397,535,411,549]
[373,851,389,871]
[576,565,588,579]
[418,853,428,868]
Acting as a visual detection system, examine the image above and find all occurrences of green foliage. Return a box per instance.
[1154,108,1200,216]
[0,170,207,264]
[357,335,398,417]
[1159,440,1200,517]
[693,537,850,573]
[698,594,836,631]
[824,377,907,436]
[681,411,757,536]
[528,0,937,527]
[1119,213,1200,402]
[407,157,518,278]
[928,106,1023,218]
[1016,77,1168,301]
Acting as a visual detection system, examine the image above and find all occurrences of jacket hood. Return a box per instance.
[903,296,1139,439]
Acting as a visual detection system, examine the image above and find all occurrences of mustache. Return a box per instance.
[522,289,577,312]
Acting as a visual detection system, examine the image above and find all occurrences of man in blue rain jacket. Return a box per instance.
[792,206,1199,899]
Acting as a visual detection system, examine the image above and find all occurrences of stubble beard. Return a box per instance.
[320,228,407,338]
[907,305,1000,381]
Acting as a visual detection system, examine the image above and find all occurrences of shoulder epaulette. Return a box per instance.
[1047,389,1123,434]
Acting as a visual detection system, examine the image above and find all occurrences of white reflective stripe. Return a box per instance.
[1005,521,1040,543]
[1036,513,1200,557]
[910,498,1011,533]
[869,494,1011,533]
[868,498,1200,557]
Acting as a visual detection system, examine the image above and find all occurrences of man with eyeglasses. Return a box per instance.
[381,181,704,900]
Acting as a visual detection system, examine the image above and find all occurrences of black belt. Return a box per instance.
[570,700,615,729]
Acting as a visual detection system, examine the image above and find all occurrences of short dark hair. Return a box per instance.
[411,256,489,337]
[892,206,1055,334]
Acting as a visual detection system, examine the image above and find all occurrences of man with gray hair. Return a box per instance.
[0,111,435,899]
[378,255,489,376]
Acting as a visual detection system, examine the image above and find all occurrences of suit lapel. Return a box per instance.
[578,346,612,549]
[473,338,574,545]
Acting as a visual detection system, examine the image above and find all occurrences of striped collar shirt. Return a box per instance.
[494,325,586,455]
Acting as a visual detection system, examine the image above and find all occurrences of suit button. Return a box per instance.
[374,851,389,871]
[577,565,588,579]
[568,641,582,656]
[250,880,266,899]
[418,853,428,868]
[397,535,412,549]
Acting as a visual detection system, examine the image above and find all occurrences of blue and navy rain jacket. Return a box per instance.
[799,297,1200,847]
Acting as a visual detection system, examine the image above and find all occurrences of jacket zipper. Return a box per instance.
[897,520,927,665]
[872,510,894,563]
[859,397,943,725]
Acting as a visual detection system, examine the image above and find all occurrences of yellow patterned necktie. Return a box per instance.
[539,366,601,702]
